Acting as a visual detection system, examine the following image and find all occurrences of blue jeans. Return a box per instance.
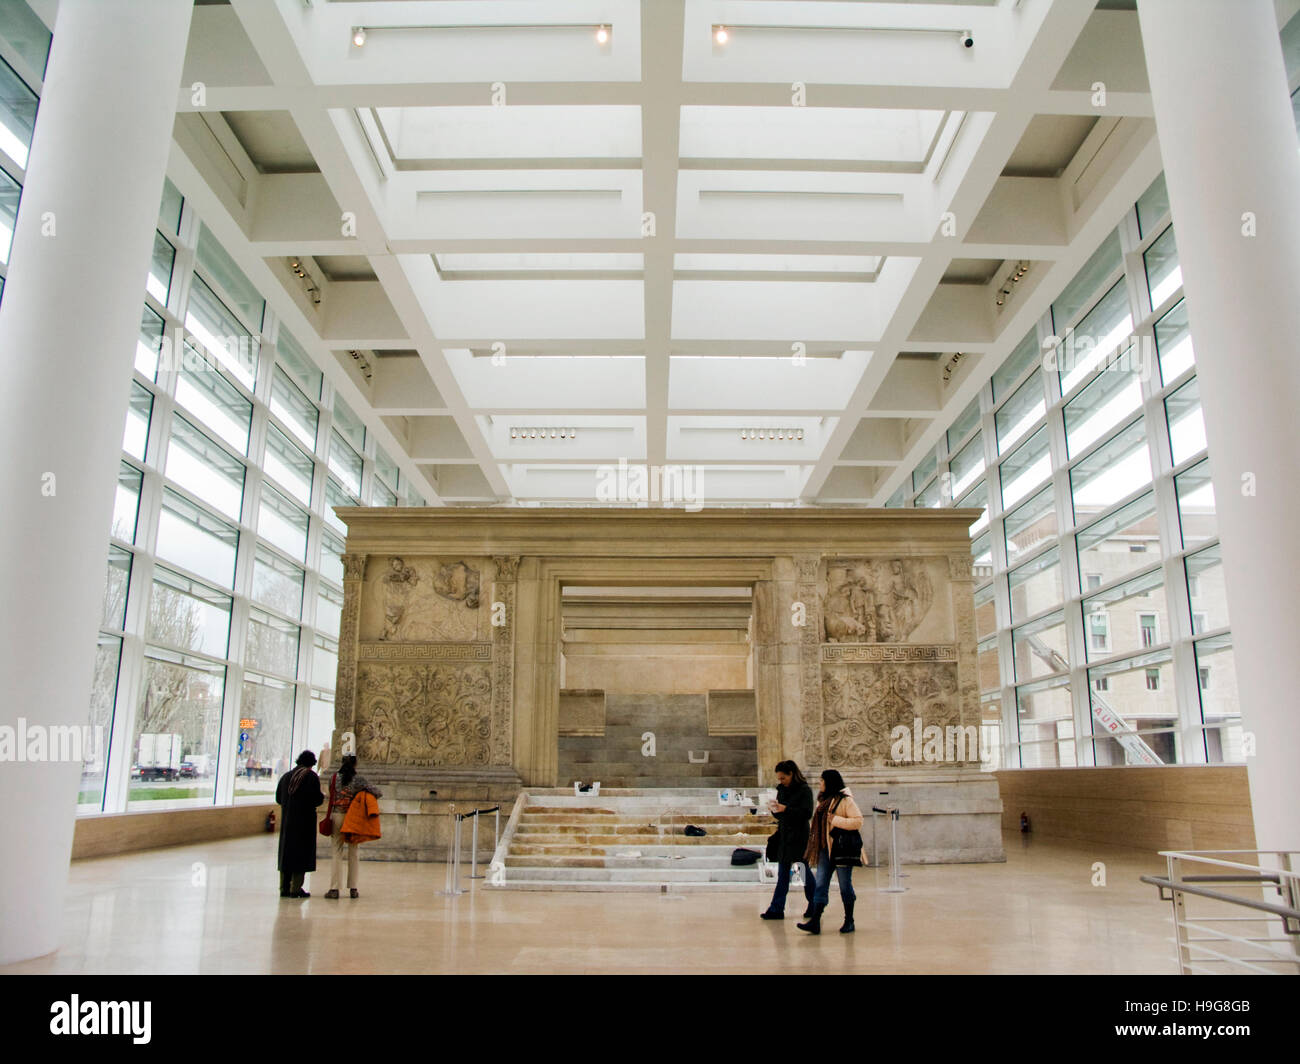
[766,859,814,915]
[812,846,856,907]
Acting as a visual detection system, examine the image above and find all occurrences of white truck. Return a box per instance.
[138,733,183,781]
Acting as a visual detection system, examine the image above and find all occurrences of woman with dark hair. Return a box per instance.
[275,750,324,898]
[797,768,864,935]
[760,760,815,921]
[324,754,383,899]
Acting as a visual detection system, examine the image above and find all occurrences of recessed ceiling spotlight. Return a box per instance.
[595,24,609,45]
[714,25,729,45]
[510,428,517,439]
[352,26,366,47]
[551,429,558,438]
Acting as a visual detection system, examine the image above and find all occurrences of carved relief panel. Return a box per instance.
[821,557,955,645]
[821,661,962,768]
[358,555,489,643]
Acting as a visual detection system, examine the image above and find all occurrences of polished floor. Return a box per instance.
[3,832,1179,974]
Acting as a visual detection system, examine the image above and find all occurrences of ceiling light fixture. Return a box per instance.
[714,25,729,45]
[596,24,609,44]
[352,26,366,47]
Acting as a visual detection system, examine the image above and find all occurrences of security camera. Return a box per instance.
[959,30,974,48]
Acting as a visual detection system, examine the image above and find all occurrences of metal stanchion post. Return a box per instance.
[453,814,464,893]
[884,807,905,893]
[494,806,501,853]
[439,802,457,895]
[470,811,483,879]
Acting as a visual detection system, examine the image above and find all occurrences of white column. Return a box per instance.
[0,0,193,964]
[1137,0,1300,848]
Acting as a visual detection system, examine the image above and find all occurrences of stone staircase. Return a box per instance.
[558,693,758,789]
[491,789,779,891]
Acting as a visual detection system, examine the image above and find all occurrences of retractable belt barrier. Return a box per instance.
[438,804,502,894]
[871,806,906,894]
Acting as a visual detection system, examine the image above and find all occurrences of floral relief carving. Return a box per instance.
[355,662,492,765]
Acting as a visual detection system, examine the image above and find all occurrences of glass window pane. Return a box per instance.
[251,546,304,620]
[1059,280,1133,395]
[258,485,310,563]
[319,528,345,586]
[1175,459,1217,548]
[1136,173,1169,237]
[1144,225,1181,309]
[1004,486,1056,564]
[375,446,400,493]
[312,635,338,691]
[147,567,233,658]
[328,430,363,497]
[112,462,143,544]
[948,434,984,498]
[971,532,993,582]
[1195,636,1242,763]
[264,424,314,507]
[129,651,224,807]
[0,165,19,266]
[1070,419,1151,524]
[324,478,356,535]
[1015,677,1075,767]
[995,372,1045,455]
[147,232,175,306]
[1082,568,1167,661]
[1012,610,1069,682]
[403,483,425,508]
[165,416,246,521]
[159,177,183,234]
[1075,492,1161,589]
[308,691,335,765]
[957,480,988,537]
[157,488,239,588]
[136,305,166,380]
[317,581,343,638]
[912,448,937,493]
[1154,300,1195,385]
[1052,230,1122,333]
[0,7,51,79]
[270,367,318,450]
[175,346,253,454]
[103,545,132,630]
[1185,545,1230,634]
[991,331,1040,402]
[275,327,322,401]
[1165,377,1207,466]
[372,479,398,507]
[83,635,121,811]
[1008,546,1062,620]
[123,382,153,461]
[195,224,264,332]
[246,608,299,679]
[333,395,366,452]
[947,398,981,453]
[1087,649,1176,764]
[1064,361,1142,459]
[915,477,943,508]
[237,674,296,797]
[999,427,1050,509]
[184,276,258,390]
[0,55,37,169]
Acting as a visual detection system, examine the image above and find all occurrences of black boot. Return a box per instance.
[840,899,855,934]
[796,903,823,935]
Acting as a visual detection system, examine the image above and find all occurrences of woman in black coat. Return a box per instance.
[760,760,816,920]
[275,750,324,898]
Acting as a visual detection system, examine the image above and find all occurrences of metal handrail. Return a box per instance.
[1142,849,1300,975]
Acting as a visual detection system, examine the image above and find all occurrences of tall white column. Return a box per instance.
[1137,0,1300,849]
[0,0,193,964]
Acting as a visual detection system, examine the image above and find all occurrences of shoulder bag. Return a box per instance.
[319,773,336,836]
[828,796,864,867]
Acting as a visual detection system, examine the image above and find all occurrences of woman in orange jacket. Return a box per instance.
[323,755,383,899]
[797,769,864,935]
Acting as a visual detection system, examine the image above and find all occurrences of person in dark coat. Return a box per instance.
[760,760,816,920]
[275,750,324,898]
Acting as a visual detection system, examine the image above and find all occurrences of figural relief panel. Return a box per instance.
[355,662,493,766]
[822,557,954,645]
[821,662,961,768]
[358,556,488,643]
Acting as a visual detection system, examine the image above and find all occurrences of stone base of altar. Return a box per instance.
[318,766,523,863]
[842,769,1005,864]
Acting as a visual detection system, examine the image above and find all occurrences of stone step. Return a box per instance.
[508,842,761,857]
[500,866,763,883]
[490,880,769,893]
[560,729,756,748]
[555,777,759,789]
[506,853,763,869]
[520,810,774,824]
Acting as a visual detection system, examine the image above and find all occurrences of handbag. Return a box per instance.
[765,829,780,861]
[319,773,336,837]
[828,796,864,867]
[731,848,761,866]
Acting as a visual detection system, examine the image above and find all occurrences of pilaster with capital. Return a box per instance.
[490,555,520,766]
[332,553,367,753]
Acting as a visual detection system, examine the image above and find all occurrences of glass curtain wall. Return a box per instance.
[890,174,1239,770]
